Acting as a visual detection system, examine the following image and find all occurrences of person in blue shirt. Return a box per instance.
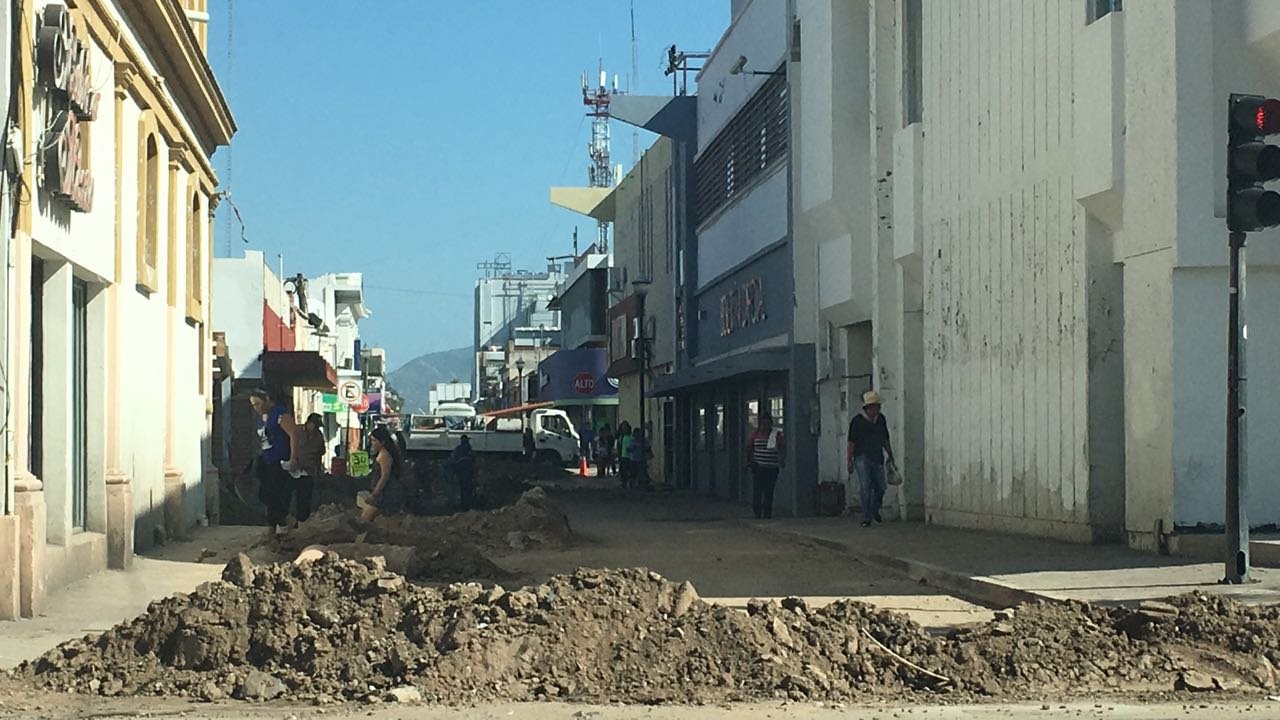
[447,434,477,511]
[249,388,298,534]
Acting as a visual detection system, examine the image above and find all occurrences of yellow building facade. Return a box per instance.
[0,0,233,619]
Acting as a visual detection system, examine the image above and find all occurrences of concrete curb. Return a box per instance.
[741,520,1053,610]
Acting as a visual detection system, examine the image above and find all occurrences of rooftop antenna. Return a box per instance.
[582,59,615,253]
[630,1,640,167]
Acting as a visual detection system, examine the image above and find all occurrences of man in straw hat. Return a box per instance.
[846,390,895,527]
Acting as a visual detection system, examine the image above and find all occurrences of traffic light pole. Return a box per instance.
[1225,230,1250,584]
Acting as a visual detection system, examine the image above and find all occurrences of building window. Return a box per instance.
[696,406,707,450]
[136,129,160,293]
[187,191,204,321]
[694,71,788,225]
[714,403,726,450]
[903,0,923,125]
[769,395,784,430]
[746,398,759,432]
[1087,0,1121,23]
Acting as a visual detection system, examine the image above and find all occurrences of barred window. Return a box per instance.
[694,70,788,226]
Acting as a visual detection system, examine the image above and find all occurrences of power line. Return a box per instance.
[364,284,471,298]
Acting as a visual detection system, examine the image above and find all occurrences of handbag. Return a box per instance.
[886,457,904,486]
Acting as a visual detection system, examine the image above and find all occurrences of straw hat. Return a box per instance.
[862,390,882,407]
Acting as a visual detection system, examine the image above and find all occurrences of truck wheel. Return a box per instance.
[538,450,562,467]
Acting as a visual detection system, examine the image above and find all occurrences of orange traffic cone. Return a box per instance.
[580,456,590,476]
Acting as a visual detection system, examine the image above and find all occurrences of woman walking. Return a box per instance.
[746,412,785,519]
[361,426,408,522]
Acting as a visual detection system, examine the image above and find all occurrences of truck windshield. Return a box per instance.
[542,415,572,437]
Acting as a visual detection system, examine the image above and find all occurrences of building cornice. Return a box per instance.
[82,0,235,158]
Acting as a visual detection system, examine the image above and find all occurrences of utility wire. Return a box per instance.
[364,284,471,299]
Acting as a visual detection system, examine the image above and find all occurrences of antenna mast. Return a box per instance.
[582,60,616,253]
[630,1,639,167]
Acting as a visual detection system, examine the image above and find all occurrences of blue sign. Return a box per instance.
[537,348,618,401]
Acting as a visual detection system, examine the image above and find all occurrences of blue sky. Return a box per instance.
[206,1,728,369]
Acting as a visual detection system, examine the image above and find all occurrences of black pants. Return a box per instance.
[458,473,475,511]
[294,474,314,523]
[257,461,293,527]
[752,465,780,519]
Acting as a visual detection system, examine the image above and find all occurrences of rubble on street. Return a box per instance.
[10,554,1280,705]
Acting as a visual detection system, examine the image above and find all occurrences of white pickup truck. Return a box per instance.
[400,407,581,466]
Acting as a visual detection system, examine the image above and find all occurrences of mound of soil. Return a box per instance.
[281,488,573,559]
[14,558,1279,705]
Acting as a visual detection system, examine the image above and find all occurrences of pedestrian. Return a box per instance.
[249,388,298,536]
[292,413,327,524]
[361,426,407,522]
[596,424,614,476]
[617,420,634,487]
[448,434,476,511]
[522,425,536,462]
[847,390,894,527]
[631,426,654,489]
[579,421,596,465]
[747,411,785,519]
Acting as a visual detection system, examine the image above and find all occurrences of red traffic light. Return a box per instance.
[1257,99,1280,134]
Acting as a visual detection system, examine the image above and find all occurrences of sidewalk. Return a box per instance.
[0,525,264,669]
[750,517,1280,609]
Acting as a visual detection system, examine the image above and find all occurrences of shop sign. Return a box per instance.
[719,277,766,337]
[573,372,597,395]
[320,393,345,413]
[36,4,98,213]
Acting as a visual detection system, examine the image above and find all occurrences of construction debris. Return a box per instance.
[13,557,1280,705]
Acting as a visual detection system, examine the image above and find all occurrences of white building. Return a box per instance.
[0,0,233,619]
[428,382,471,414]
[799,0,1280,549]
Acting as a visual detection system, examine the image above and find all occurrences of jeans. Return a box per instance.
[752,465,780,519]
[854,456,887,522]
[458,472,476,511]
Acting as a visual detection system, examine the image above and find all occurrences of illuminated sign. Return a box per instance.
[36,4,98,213]
[719,277,766,337]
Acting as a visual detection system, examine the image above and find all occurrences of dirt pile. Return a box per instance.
[16,557,920,704]
[282,488,573,559]
[16,557,1280,705]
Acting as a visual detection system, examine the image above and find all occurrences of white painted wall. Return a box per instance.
[697,168,787,288]
[212,253,267,379]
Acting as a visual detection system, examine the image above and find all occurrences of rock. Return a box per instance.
[376,576,406,592]
[991,623,1015,637]
[221,553,255,587]
[482,586,507,605]
[385,686,422,704]
[781,597,809,614]
[673,582,699,618]
[294,545,328,565]
[1138,600,1179,617]
[770,617,795,648]
[308,606,342,629]
[239,670,286,701]
[1177,671,1219,692]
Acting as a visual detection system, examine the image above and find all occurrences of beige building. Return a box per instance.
[0,0,233,619]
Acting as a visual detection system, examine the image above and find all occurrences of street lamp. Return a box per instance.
[632,279,651,476]
[515,358,526,407]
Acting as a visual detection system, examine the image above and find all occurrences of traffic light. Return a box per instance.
[1228,93,1280,231]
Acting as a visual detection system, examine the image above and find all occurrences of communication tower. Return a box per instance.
[582,60,618,253]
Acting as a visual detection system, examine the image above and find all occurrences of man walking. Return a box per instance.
[447,434,476,511]
[847,390,894,527]
[747,412,785,519]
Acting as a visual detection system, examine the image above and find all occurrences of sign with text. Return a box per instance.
[719,277,766,337]
[572,371,597,395]
[320,393,344,413]
[36,4,98,212]
[348,450,371,477]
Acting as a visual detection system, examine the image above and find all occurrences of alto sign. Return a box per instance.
[572,372,597,395]
[36,4,98,213]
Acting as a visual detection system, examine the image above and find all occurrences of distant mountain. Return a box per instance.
[386,346,473,413]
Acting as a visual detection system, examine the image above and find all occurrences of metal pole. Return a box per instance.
[1226,230,1250,584]
[638,294,647,447]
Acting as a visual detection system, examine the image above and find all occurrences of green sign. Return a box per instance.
[320,393,345,413]
[349,450,371,477]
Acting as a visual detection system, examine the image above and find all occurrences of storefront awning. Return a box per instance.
[648,348,791,396]
[261,351,338,390]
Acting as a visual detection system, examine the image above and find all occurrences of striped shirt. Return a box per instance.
[749,429,784,468]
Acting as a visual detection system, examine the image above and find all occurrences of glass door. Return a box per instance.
[71,280,88,531]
